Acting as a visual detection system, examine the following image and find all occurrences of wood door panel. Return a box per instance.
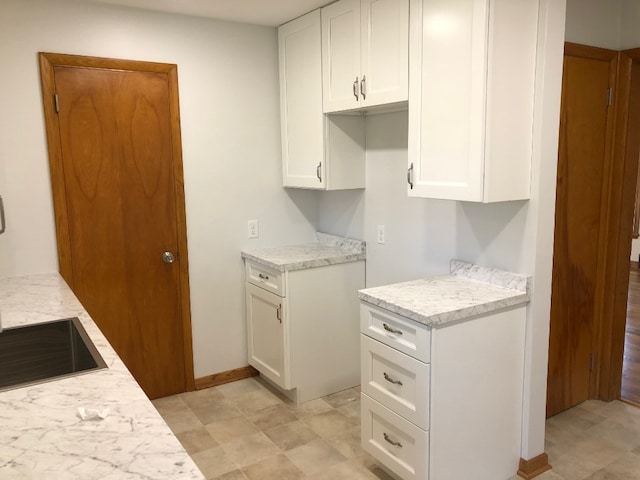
[42,55,191,399]
[547,50,615,417]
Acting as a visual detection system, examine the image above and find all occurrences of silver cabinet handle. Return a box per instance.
[353,76,359,100]
[0,195,5,235]
[276,304,282,323]
[162,251,175,264]
[317,162,322,182]
[407,162,414,190]
[360,75,366,100]
[383,433,402,448]
[258,273,270,281]
[383,372,403,386]
[383,323,403,335]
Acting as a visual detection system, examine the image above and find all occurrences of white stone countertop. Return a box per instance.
[358,260,531,327]
[0,273,204,480]
[241,232,366,272]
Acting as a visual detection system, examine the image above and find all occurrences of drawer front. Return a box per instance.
[246,261,285,297]
[361,335,430,430]
[361,393,429,480]
[360,302,431,363]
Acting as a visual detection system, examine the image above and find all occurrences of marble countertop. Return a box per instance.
[0,274,204,480]
[358,260,531,327]
[241,232,366,272]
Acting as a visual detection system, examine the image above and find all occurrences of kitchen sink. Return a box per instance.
[0,317,107,391]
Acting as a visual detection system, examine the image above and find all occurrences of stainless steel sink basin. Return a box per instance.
[0,317,107,391]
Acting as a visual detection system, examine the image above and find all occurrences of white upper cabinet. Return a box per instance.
[322,0,409,113]
[407,0,538,202]
[279,10,365,190]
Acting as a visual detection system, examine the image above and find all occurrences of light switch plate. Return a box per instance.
[377,225,385,244]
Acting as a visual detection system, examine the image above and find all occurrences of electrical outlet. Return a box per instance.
[377,225,385,244]
[248,219,259,239]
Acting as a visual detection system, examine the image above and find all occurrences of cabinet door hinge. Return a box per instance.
[54,93,60,113]
[589,353,595,372]
[606,88,613,106]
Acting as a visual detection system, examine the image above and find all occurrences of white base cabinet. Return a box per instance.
[246,259,365,403]
[360,302,526,480]
[407,0,538,202]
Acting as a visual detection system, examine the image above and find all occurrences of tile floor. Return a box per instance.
[152,377,640,480]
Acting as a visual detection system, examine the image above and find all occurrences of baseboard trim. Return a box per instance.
[517,453,551,479]
[194,366,259,390]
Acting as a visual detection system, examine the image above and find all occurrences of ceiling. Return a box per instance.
[80,0,334,26]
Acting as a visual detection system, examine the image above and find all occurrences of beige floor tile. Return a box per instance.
[285,438,347,476]
[216,378,265,399]
[232,389,284,416]
[206,416,260,444]
[220,432,282,468]
[583,451,640,480]
[248,404,297,431]
[286,398,333,419]
[191,398,244,425]
[190,446,237,479]
[212,470,248,480]
[180,388,226,410]
[307,459,380,479]
[241,454,305,480]
[176,427,219,455]
[263,420,320,451]
[152,394,188,415]
[324,425,365,460]
[303,409,359,439]
[323,388,360,409]
[338,398,361,422]
[587,418,640,451]
[160,408,204,435]
[366,463,398,480]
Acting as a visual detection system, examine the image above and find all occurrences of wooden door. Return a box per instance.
[547,44,618,417]
[39,53,194,400]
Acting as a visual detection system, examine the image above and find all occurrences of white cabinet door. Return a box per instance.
[322,0,361,112]
[360,0,409,107]
[322,0,408,113]
[246,283,289,390]
[407,0,537,202]
[279,10,326,189]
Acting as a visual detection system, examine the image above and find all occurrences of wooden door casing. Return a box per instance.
[547,44,618,417]
[39,52,194,399]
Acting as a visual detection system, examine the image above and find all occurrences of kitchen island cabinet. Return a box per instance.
[242,232,365,403]
[0,274,203,480]
[359,260,530,479]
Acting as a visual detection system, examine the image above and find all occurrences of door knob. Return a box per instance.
[162,251,175,264]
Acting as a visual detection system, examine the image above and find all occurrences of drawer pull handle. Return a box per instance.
[258,273,269,280]
[383,372,403,386]
[383,433,403,448]
[383,323,403,335]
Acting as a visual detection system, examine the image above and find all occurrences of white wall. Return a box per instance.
[565,0,621,49]
[318,111,457,288]
[0,0,319,378]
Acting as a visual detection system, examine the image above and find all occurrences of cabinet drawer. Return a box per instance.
[360,302,431,363]
[245,262,285,297]
[361,335,430,430]
[361,393,429,480]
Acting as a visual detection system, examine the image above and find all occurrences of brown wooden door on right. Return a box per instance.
[547,44,617,417]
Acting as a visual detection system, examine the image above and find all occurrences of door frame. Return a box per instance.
[599,47,640,401]
[38,52,195,392]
